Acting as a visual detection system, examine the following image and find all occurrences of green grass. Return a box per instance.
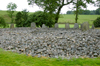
[0,48,100,66]
[59,14,100,25]
[58,24,92,28]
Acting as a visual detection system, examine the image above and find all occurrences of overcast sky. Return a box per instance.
[0,0,99,14]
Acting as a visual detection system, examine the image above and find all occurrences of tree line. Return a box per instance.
[67,8,100,15]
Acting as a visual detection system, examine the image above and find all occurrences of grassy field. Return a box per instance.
[0,48,100,66]
[58,14,100,25]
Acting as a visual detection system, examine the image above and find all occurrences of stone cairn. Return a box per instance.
[0,28,100,59]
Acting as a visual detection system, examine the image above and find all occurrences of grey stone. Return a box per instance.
[38,54,41,58]
[42,24,48,29]
[10,24,14,29]
[65,23,70,29]
[91,25,95,29]
[55,23,58,28]
[31,22,36,28]
[74,23,79,29]
[94,53,98,57]
[67,48,71,51]
[81,22,89,31]
[0,30,2,36]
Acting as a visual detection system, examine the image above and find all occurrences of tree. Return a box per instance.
[0,17,6,28]
[54,0,73,23]
[96,0,100,8]
[90,10,96,15]
[96,8,100,15]
[66,10,96,15]
[15,9,29,27]
[73,0,94,23]
[21,9,29,22]
[27,0,73,23]
[26,11,55,27]
[83,10,90,15]
[7,2,17,23]
[93,17,100,27]
[15,12,23,27]
[67,11,74,14]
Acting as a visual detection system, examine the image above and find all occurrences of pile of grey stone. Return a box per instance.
[0,27,100,59]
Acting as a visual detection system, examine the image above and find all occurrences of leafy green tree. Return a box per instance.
[67,10,96,15]
[15,12,23,27]
[67,11,74,14]
[26,11,55,27]
[90,10,96,15]
[15,9,29,27]
[96,8,100,15]
[83,10,90,15]
[7,2,17,23]
[27,0,73,23]
[54,0,73,23]
[95,0,100,8]
[0,17,6,28]
[21,9,29,22]
[93,17,100,27]
[73,0,94,23]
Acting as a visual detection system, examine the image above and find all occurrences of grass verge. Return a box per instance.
[0,48,100,66]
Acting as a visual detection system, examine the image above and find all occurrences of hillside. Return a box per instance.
[0,10,33,23]
[0,10,18,23]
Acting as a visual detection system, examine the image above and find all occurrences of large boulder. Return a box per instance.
[42,24,48,29]
[81,22,89,31]
[74,23,79,29]
[91,25,95,29]
[55,23,58,28]
[10,24,14,29]
[31,22,36,28]
[65,23,70,29]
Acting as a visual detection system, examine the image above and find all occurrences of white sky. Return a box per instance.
[0,0,99,14]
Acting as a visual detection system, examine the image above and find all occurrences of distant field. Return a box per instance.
[59,14,100,25]
[0,10,100,25]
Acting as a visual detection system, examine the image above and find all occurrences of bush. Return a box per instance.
[0,17,6,28]
[26,11,55,27]
[93,17,100,27]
